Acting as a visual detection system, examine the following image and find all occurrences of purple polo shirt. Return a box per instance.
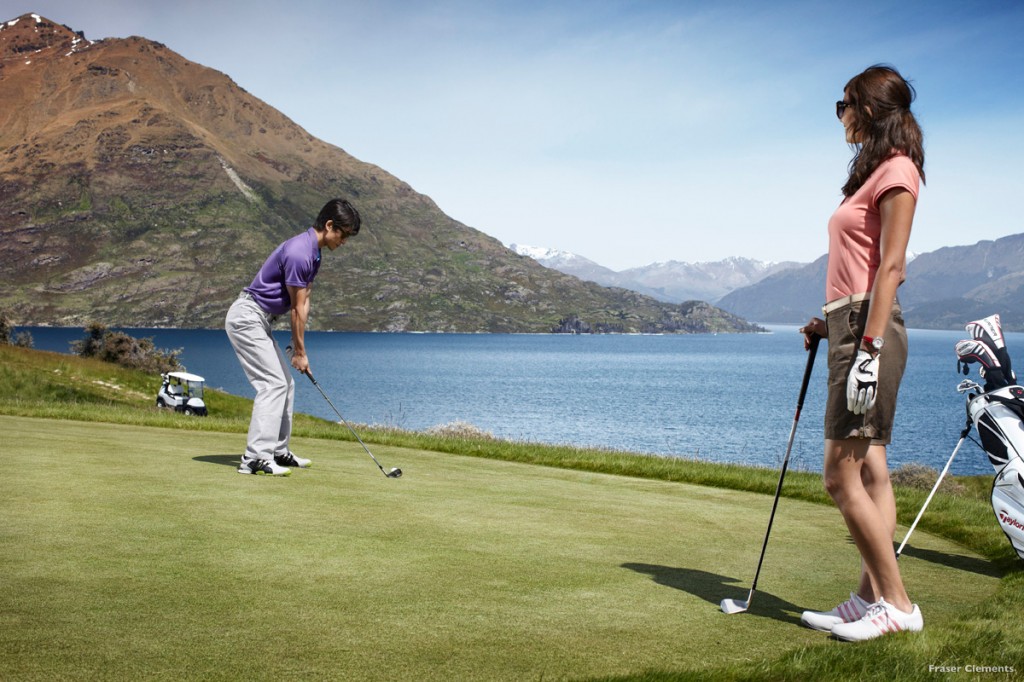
[244,227,322,315]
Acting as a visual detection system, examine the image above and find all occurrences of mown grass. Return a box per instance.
[2,344,1022,680]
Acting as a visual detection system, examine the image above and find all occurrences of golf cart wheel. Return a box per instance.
[157,397,166,408]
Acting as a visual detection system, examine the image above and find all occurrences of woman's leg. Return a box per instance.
[855,443,897,601]
[824,437,911,612]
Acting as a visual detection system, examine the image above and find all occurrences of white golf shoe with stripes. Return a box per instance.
[275,451,312,468]
[238,456,292,476]
[830,598,923,642]
[800,592,870,632]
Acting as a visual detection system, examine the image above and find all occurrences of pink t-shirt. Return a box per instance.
[825,154,920,302]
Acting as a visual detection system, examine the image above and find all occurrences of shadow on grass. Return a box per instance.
[844,535,1002,578]
[898,544,1003,578]
[622,563,803,625]
[193,454,239,468]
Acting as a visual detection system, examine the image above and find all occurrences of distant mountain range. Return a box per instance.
[516,235,1024,332]
[509,245,802,304]
[715,233,1024,330]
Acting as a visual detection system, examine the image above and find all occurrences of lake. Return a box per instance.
[24,325,1021,476]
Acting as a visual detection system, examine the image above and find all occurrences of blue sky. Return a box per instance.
[15,1,1024,270]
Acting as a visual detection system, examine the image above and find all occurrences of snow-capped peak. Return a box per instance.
[510,243,578,262]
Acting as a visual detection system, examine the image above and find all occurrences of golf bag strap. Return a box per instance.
[985,394,1024,411]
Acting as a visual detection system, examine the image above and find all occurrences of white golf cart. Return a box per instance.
[156,371,208,416]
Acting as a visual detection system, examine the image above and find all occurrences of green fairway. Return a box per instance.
[0,415,1003,681]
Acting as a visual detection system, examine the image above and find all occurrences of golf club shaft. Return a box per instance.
[895,426,970,558]
[745,334,820,599]
[304,370,390,474]
[285,345,395,476]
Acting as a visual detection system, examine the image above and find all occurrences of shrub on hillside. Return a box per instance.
[891,462,966,496]
[0,310,34,348]
[426,420,496,440]
[71,322,182,373]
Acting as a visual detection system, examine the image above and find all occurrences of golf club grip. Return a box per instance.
[795,335,821,414]
[285,345,317,383]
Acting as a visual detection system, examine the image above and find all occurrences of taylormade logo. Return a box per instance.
[998,509,1024,531]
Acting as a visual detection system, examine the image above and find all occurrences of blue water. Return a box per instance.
[23,325,1022,476]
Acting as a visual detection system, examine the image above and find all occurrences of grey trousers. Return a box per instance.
[225,294,294,461]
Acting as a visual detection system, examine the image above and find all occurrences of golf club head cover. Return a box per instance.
[956,338,1010,391]
[967,314,1015,382]
[847,349,879,415]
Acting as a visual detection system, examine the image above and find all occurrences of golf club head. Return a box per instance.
[957,379,982,394]
[387,467,403,478]
[720,598,749,615]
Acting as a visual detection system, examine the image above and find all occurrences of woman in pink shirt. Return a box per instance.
[799,65,926,641]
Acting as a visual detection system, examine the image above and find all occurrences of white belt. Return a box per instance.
[822,292,870,315]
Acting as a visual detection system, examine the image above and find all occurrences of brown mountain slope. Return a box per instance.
[0,14,760,333]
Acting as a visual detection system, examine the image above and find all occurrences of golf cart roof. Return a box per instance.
[166,371,205,382]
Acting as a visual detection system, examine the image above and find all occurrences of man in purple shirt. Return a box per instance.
[225,199,362,476]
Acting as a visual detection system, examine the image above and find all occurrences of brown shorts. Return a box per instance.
[824,300,907,444]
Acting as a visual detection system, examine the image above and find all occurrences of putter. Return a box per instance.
[287,346,402,478]
[721,334,819,615]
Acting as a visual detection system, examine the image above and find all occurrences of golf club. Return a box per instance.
[895,421,971,559]
[721,334,820,615]
[895,381,980,558]
[287,346,402,478]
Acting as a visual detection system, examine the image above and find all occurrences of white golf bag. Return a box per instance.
[992,457,1024,561]
[966,385,1024,471]
[957,314,1024,562]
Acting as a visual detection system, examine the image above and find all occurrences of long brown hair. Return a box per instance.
[842,65,925,197]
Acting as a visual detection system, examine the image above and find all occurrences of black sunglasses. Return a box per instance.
[836,100,854,120]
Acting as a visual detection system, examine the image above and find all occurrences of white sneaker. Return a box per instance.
[238,456,292,476]
[275,451,312,468]
[800,592,870,632]
[831,598,923,642]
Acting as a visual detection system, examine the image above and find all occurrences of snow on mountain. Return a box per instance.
[509,244,597,268]
[509,243,804,304]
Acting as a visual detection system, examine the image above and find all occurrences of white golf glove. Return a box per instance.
[847,349,880,415]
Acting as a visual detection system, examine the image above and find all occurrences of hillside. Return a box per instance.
[0,13,759,334]
[716,255,828,324]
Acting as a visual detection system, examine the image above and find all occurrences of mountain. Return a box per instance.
[620,257,803,303]
[715,233,1024,330]
[0,14,760,334]
[898,234,1024,330]
[509,244,670,301]
[511,245,801,304]
[715,256,828,324]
